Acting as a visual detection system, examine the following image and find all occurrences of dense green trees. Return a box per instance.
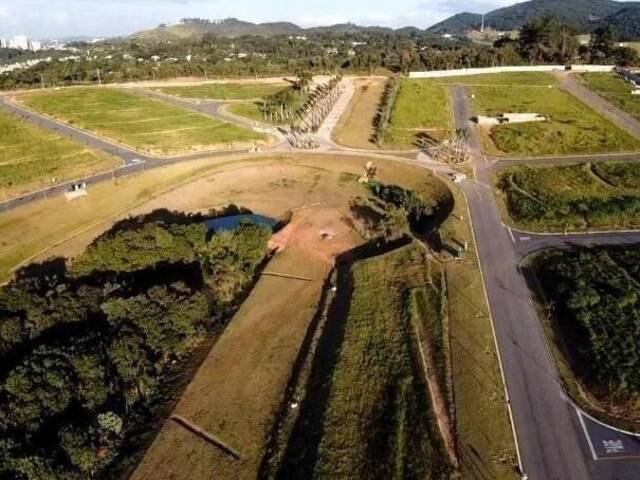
[535,247,640,404]
[0,211,270,479]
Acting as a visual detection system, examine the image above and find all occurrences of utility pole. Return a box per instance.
[96,68,102,86]
[40,74,45,90]
[481,14,485,33]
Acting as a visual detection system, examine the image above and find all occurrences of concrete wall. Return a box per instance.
[409,65,614,78]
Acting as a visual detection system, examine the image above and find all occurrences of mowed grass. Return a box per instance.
[0,110,118,198]
[155,82,287,101]
[226,101,280,125]
[333,78,386,149]
[385,79,453,148]
[436,71,556,87]
[451,72,640,156]
[496,162,640,232]
[582,72,640,122]
[313,244,451,479]
[20,88,267,156]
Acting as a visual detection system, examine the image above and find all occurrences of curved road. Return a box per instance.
[3,79,640,479]
[452,84,640,480]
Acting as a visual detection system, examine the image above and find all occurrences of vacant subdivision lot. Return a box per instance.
[332,77,386,149]
[0,110,118,199]
[18,88,268,156]
[443,72,640,156]
[384,78,453,148]
[496,162,640,232]
[582,72,640,122]
[531,246,640,428]
[154,82,288,101]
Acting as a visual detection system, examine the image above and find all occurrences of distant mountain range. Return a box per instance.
[132,1,640,42]
[133,18,398,41]
[427,0,640,39]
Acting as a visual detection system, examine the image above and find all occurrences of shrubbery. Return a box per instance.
[372,77,400,145]
[535,246,640,403]
[0,210,270,479]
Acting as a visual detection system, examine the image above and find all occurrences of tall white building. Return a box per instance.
[9,35,30,50]
[0,38,8,48]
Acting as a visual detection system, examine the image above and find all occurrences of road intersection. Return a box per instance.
[3,78,640,479]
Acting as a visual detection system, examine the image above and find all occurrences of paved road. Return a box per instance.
[452,85,640,480]
[4,79,640,479]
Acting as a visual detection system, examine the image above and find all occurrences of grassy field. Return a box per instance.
[154,82,287,101]
[0,110,119,199]
[439,180,519,479]
[437,72,556,87]
[582,72,640,122]
[530,246,640,427]
[226,101,278,125]
[496,162,640,232]
[444,72,640,156]
[19,88,267,156]
[309,245,451,479]
[333,78,386,149]
[384,79,453,148]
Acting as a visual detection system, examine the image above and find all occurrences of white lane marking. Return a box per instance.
[576,407,599,461]
[519,236,531,241]
[507,227,516,244]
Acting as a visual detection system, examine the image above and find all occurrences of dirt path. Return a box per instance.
[132,206,361,480]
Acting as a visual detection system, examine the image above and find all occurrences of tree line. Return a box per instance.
[1,16,638,90]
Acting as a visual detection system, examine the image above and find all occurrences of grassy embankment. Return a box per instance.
[332,77,386,149]
[0,110,119,199]
[439,72,640,156]
[439,180,519,479]
[582,72,640,121]
[496,162,640,232]
[19,88,267,156]
[316,245,451,478]
[529,246,640,429]
[383,78,453,149]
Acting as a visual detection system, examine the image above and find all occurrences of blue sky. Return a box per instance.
[0,0,524,39]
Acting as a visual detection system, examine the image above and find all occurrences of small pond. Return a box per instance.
[205,214,278,232]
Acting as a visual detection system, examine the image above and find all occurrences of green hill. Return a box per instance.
[428,0,639,35]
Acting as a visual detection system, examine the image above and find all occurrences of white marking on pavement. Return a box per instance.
[507,227,516,244]
[519,236,531,241]
[576,407,599,461]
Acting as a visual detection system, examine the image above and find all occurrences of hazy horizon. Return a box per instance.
[0,0,527,40]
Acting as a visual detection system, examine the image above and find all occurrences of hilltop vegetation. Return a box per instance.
[428,0,639,36]
[0,211,270,479]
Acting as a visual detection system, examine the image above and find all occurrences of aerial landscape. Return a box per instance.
[3,0,640,479]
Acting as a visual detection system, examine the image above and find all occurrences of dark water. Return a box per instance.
[205,214,277,232]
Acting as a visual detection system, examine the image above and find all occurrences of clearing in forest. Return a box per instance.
[18,87,268,156]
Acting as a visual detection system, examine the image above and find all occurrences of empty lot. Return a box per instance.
[0,109,118,199]
[18,87,268,156]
